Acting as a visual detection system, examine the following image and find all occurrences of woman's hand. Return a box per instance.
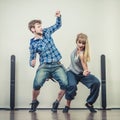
[83,70,90,76]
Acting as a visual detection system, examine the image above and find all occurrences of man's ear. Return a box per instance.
[31,27,35,33]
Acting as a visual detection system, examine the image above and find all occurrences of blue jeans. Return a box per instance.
[33,62,68,90]
[65,70,100,104]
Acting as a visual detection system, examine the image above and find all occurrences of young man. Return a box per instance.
[28,11,68,112]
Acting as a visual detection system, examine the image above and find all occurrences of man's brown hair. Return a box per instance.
[28,19,42,32]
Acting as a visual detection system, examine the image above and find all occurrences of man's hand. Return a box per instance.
[31,59,36,67]
[55,11,61,17]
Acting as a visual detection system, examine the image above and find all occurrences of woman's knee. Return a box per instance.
[66,85,77,98]
[94,79,100,88]
[65,87,77,100]
[67,85,77,91]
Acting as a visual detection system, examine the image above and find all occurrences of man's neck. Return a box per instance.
[34,34,43,40]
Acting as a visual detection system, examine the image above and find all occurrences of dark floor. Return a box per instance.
[0,109,120,120]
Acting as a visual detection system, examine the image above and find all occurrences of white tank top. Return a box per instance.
[68,48,84,74]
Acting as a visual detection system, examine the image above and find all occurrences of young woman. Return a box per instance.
[63,33,100,113]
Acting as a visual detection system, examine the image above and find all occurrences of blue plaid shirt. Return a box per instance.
[29,17,62,66]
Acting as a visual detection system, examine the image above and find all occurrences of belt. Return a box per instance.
[44,61,61,64]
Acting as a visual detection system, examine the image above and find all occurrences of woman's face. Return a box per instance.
[76,39,86,51]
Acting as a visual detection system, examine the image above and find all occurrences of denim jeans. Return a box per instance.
[65,70,100,104]
[33,62,68,90]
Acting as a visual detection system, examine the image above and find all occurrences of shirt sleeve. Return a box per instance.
[29,41,36,67]
[47,16,62,34]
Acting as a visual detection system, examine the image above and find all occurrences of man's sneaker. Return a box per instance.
[29,100,39,112]
[63,106,70,113]
[85,103,97,113]
[51,100,59,112]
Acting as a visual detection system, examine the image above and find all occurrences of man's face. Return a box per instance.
[33,23,43,35]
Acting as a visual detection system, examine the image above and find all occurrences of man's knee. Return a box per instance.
[33,85,41,90]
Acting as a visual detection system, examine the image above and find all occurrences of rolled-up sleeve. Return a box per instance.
[47,16,62,34]
[29,44,36,67]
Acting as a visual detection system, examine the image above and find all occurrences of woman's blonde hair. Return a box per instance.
[76,33,90,62]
